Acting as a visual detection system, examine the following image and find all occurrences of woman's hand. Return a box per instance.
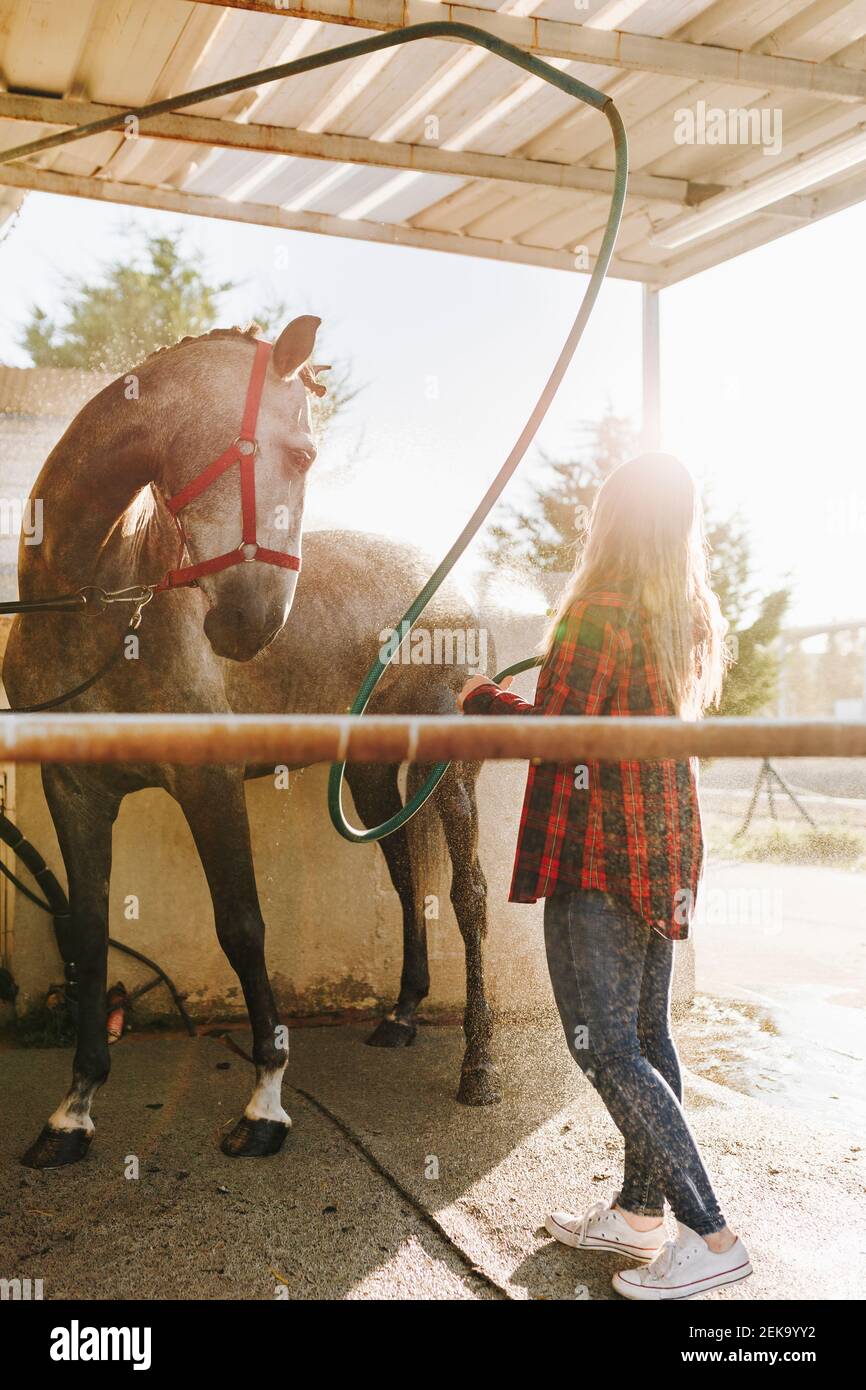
[457,673,512,711]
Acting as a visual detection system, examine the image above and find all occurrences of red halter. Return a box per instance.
[154,339,301,592]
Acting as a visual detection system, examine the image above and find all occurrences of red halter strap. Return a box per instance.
[154,339,301,592]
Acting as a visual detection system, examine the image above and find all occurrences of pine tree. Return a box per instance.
[20,232,232,372]
[17,226,356,434]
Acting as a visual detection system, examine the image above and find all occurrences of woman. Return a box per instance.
[458,453,751,1301]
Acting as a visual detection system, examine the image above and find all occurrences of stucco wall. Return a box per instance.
[0,367,113,599]
[2,602,694,1025]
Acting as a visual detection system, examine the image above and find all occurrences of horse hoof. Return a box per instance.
[456,1065,501,1107]
[365,1016,417,1049]
[21,1124,93,1169]
[220,1116,291,1158]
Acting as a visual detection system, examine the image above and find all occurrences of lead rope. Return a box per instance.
[0,586,152,713]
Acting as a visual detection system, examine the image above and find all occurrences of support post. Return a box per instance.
[642,284,661,451]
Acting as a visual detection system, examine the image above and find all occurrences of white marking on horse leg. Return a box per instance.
[243,1064,290,1125]
[48,1083,98,1135]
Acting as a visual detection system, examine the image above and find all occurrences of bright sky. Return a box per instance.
[1,188,865,628]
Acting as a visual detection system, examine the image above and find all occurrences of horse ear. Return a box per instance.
[272,315,321,380]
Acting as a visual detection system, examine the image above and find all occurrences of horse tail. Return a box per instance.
[404,761,449,915]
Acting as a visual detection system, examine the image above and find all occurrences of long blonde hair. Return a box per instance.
[542,453,729,717]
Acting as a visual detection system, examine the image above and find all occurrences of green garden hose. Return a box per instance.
[0,18,627,846]
[328,29,629,843]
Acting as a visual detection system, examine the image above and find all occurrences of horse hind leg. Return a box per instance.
[22,769,120,1169]
[344,763,430,1049]
[434,761,501,1107]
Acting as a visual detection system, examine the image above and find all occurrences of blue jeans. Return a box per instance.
[543,888,726,1237]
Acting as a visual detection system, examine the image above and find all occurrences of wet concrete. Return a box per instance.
[691,860,866,1133]
[680,993,866,1134]
[1,1020,863,1301]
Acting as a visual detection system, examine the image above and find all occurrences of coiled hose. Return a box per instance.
[328,41,628,842]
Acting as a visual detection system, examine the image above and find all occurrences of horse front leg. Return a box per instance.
[174,768,290,1157]
[22,768,120,1168]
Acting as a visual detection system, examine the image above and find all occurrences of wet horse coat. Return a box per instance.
[4,323,498,1168]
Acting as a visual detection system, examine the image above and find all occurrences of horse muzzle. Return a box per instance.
[203,599,288,662]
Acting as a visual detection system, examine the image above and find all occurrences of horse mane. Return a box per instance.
[120,484,157,542]
[142,323,327,396]
[141,323,262,366]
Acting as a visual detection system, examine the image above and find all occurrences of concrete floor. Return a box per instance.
[1,1019,863,1301]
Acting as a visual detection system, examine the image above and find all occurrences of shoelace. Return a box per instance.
[647,1238,679,1281]
[579,1201,608,1242]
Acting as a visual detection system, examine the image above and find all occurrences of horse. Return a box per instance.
[3,321,499,1170]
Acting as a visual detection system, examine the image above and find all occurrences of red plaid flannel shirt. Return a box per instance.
[463,590,703,940]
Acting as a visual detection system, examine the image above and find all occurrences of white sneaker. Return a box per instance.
[546,1195,667,1262]
[612,1222,752,1301]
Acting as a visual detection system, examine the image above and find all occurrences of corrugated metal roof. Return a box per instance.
[1,0,865,285]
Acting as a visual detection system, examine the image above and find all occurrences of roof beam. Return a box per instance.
[0,159,656,281]
[191,0,866,102]
[0,92,695,204]
[656,163,866,287]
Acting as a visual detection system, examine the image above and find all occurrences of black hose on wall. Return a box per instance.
[0,808,195,1035]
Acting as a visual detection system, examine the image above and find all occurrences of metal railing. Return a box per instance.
[0,714,863,765]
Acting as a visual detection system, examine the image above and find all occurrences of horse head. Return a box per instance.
[156,316,322,662]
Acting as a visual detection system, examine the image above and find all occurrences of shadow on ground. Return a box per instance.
[1,1019,863,1300]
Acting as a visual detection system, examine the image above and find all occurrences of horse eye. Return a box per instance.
[289,447,315,472]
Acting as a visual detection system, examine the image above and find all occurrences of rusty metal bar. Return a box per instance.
[0,715,863,765]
